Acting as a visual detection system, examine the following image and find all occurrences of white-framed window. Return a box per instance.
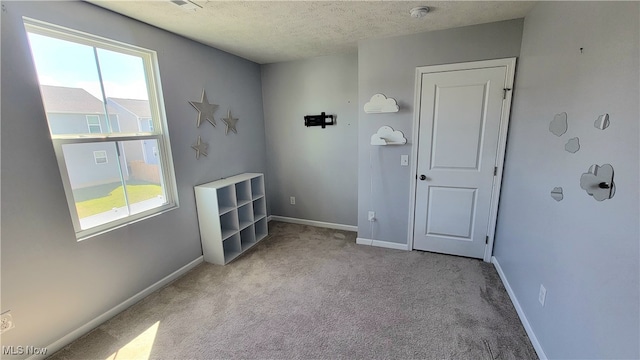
[93,150,108,164]
[86,115,102,133]
[147,119,154,132]
[25,18,179,240]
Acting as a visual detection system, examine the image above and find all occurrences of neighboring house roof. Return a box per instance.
[40,85,106,114]
[108,98,151,118]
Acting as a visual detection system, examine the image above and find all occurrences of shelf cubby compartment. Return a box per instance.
[252,197,266,221]
[240,225,257,251]
[223,233,242,263]
[235,180,252,206]
[238,202,254,230]
[251,176,265,199]
[216,185,237,214]
[220,210,239,240]
[255,217,268,242]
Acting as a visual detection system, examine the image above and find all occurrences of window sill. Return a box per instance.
[76,204,179,242]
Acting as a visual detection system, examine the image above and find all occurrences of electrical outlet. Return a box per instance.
[368,211,375,222]
[539,284,547,306]
[1,312,15,333]
[289,196,295,205]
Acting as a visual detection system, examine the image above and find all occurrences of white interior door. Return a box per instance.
[412,59,514,259]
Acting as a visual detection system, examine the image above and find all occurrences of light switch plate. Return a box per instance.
[401,155,409,166]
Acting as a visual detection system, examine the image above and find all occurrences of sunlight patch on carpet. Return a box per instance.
[105,321,159,360]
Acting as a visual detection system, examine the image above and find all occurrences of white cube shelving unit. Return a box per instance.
[194,173,268,265]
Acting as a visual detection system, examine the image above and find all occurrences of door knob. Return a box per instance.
[419,175,427,181]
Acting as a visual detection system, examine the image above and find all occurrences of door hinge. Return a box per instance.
[485,236,489,244]
[494,166,498,176]
[503,88,512,100]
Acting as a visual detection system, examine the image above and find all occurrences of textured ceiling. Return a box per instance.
[87,1,536,64]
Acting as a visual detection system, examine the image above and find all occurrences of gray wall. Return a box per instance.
[262,53,358,226]
[357,19,524,243]
[1,1,266,356]
[493,2,639,359]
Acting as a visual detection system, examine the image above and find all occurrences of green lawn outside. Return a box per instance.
[74,182,162,218]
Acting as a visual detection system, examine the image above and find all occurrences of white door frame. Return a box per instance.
[407,58,517,262]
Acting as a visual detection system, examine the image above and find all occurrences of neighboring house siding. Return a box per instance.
[112,109,145,163]
[107,99,159,168]
[113,108,139,133]
[61,142,121,189]
[123,141,145,165]
[47,113,118,135]
[109,115,120,132]
[141,139,158,165]
[47,113,89,134]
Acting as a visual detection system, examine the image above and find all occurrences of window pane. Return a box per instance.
[97,48,154,134]
[121,139,167,215]
[61,142,128,230]
[27,33,110,136]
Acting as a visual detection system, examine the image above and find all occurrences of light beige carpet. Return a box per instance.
[49,221,537,359]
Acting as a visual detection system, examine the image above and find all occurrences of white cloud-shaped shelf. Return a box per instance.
[371,126,407,145]
[364,93,399,113]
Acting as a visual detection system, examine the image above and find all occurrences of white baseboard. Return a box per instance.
[31,256,204,360]
[492,256,548,360]
[356,237,410,251]
[269,215,357,232]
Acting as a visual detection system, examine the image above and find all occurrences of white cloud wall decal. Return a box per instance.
[364,93,399,113]
[371,126,407,145]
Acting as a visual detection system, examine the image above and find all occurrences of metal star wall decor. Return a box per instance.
[189,89,218,127]
[191,136,208,159]
[222,109,238,134]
